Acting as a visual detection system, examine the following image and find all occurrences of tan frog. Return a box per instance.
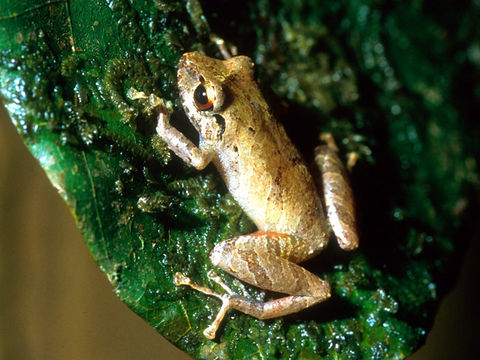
[156,51,359,339]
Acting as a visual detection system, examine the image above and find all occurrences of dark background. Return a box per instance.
[1,104,478,359]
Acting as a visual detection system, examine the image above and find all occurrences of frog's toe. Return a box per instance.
[207,270,235,295]
[173,272,191,286]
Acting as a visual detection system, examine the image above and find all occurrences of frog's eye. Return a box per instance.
[193,84,214,111]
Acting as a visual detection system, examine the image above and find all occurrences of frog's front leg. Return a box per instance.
[315,133,359,250]
[156,110,213,170]
[175,231,331,339]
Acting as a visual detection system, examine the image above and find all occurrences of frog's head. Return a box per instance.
[178,52,226,114]
[177,51,255,146]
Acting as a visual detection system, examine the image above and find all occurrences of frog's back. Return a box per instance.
[215,111,330,244]
[208,59,330,244]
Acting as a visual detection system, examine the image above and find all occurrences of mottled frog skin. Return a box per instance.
[156,51,358,339]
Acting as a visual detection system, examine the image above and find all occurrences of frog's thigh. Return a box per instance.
[314,144,359,250]
[210,231,330,299]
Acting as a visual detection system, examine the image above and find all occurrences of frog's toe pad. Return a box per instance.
[174,272,191,286]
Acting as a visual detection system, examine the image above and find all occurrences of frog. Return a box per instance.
[155,51,359,339]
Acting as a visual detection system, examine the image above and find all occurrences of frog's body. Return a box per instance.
[157,51,359,339]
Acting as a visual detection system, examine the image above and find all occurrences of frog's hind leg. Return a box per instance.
[315,133,359,250]
[175,231,331,339]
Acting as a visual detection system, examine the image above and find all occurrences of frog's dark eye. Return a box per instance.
[193,84,213,111]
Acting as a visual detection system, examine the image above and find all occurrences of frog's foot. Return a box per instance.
[346,152,359,171]
[210,33,238,60]
[127,88,173,118]
[175,272,249,339]
[206,270,235,295]
[174,272,232,339]
[319,132,339,152]
[174,271,328,340]
[319,132,359,171]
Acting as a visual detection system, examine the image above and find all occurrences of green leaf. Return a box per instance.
[1,0,479,359]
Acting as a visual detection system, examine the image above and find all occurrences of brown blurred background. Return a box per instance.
[1,103,478,359]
